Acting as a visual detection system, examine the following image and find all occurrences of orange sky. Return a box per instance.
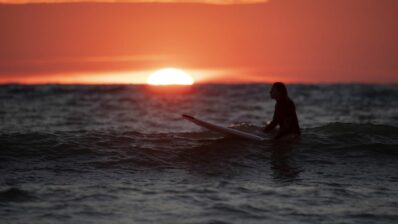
[0,0,397,84]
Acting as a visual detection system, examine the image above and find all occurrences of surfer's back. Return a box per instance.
[275,97,300,136]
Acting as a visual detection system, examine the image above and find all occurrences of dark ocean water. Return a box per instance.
[0,84,397,224]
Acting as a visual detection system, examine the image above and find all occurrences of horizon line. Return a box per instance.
[1,82,397,85]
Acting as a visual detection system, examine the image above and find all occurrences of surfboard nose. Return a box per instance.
[182,114,195,119]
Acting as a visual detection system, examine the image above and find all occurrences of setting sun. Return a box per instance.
[147,68,194,85]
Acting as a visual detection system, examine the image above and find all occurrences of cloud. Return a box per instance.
[0,54,173,75]
[0,0,268,4]
[0,55,169,65]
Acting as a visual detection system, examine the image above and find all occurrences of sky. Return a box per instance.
[0,0,397,84]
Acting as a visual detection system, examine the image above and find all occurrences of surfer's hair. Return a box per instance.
[272,82,288,96]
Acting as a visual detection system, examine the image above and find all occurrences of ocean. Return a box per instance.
[1,84,397,224]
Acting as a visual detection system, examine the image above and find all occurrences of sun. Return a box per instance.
[146,68,194,85]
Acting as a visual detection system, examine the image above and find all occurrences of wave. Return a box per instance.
[0,187,36,202]
[0,123,397,170]
[309,122,398,137]
[302,123,398,152]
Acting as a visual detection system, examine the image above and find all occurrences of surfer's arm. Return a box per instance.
[264,120,277,132]
[263,106,279,132]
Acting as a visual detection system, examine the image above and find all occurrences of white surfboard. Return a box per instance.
[182,114,265,141]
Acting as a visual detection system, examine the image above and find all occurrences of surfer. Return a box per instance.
[263,82,300,140]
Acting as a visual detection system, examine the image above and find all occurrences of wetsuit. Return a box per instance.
[264,97,300,139]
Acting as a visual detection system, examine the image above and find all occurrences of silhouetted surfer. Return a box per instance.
[263,82,300,140]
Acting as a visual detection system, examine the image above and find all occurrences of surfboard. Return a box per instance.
[182,114,265,141]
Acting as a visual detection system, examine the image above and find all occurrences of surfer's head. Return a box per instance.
[270,82,288,100]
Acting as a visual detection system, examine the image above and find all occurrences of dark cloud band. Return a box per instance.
[0,0,268,5]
